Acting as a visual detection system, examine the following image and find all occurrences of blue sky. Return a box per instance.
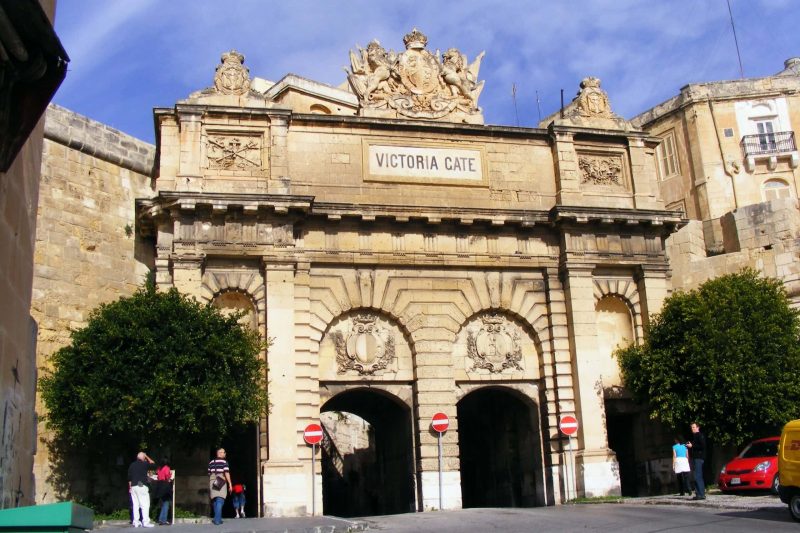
[53,0,798,143]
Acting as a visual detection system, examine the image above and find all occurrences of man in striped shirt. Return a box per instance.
[208,448,233,525]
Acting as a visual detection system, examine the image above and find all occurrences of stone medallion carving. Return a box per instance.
[579,155,623,186]
[347,28,485,123]
[466,313,523,373]
[574,77,613,119]
[214,50,251,95]
[207,135,261,169]
[331,313,395,375]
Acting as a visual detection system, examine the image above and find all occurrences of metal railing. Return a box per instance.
[740,131,796,157]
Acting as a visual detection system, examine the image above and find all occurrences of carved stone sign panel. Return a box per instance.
[330,313,396,375]
[207,135,261,170]
[347,28,485,124]
[578,154,623,187]
[367,143,483,181]
[465,313,523,373]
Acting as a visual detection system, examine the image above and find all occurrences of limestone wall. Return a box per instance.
[0,119,45,509]
[32,104,156,503]
[667,199,800,304]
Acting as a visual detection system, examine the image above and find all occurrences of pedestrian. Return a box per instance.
[208,448,232,525]
[231,482,246,518]
[672,436,691,496]
[686,422,707,500]
[155,457,173,525]
[128,451,156,528]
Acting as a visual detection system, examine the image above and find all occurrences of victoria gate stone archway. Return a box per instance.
[457,386,545,508]
[319,388,415,517]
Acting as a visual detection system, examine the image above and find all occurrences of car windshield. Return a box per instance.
[739,440,778,458]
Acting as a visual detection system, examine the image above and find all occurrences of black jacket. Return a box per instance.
[690,431,706,460]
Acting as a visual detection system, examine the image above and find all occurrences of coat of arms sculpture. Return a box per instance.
[466,313,523,373]
[347,29,485,124]
[332,314,396,375]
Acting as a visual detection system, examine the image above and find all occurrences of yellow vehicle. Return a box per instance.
[779,419,800,521]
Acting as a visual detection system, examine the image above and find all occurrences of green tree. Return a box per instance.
[39,283,268,453]
[615,269,800,447]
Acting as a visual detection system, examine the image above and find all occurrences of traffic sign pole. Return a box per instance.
[303,423,323,516]
[438,430,443,510]
[559,415,579,502]
[431,413,449,511]
[567,434,574,501]
[311,443,316,516]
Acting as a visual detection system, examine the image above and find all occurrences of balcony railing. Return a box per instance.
[740,131,796,157]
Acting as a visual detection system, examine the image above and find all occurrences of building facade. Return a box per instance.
[130,31,680,516]
[634,58,800,299]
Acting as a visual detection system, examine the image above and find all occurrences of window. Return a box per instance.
[756,120,777,152]
[762,179,791,201]
[656,131,680,179]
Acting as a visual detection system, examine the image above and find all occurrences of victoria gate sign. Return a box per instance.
[366,143,485,182]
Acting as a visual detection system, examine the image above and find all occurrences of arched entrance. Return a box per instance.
[320,389,415,517]
[457,387,544,508]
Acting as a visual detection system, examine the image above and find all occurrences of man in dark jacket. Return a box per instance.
[686,422,707,500]
[128,451,156,527]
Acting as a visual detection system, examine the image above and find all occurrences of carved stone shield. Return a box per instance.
[333,314,395,375]
[397,49,440,95]
[466,314,523,373]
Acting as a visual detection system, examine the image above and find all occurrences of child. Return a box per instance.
[231,482,246,518]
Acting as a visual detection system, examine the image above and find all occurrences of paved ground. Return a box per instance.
[94,492,789,532]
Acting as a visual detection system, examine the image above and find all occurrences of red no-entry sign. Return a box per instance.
[559,415,579,436]
[303,423,323,445]
[431,412,449,433]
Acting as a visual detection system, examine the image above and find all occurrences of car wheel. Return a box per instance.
[790,494,800,522]
[772,474,780,495]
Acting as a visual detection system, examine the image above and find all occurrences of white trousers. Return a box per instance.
[131,484,152,526]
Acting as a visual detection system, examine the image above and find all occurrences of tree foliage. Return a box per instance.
[39,283,268,452]
[615,269,800,447]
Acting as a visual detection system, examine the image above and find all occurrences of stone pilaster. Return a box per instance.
[262,261,307,516]
[551,129,582,205]
[628,136,663,210]
[171,254,204,295]
[177,109,203,189]
[413,334,462,511]
[269,114,290,194]
[636,264,671,331]
[542,267,575,503]
[560,264,619,497]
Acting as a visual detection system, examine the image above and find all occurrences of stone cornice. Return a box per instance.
[138,193,685,232]
[549,205,685,231]
[633,74,800,128]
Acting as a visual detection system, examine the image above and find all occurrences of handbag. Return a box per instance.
[212,475,226,491]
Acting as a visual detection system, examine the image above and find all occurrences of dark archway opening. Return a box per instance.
[457,387,543,508]
[219,423,259,518]
[320,389,415,517]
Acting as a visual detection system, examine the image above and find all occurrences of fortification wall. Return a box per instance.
[32,104,156,503]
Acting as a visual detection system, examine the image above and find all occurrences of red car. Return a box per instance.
[718,436,780,494]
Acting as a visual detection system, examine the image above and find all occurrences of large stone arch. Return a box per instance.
[592,277,643,343]
[318,386,416,516]
[456,384,549,508]
[199,270,267,333]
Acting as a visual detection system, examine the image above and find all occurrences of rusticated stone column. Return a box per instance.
[560,263,620,497]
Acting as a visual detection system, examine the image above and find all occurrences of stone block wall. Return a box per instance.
[667,199,800,306]
[0,118,45,509]
[32,104,156,503]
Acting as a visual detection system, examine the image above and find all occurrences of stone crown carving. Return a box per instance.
[346,29,485,124]
[214,50,251,95]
